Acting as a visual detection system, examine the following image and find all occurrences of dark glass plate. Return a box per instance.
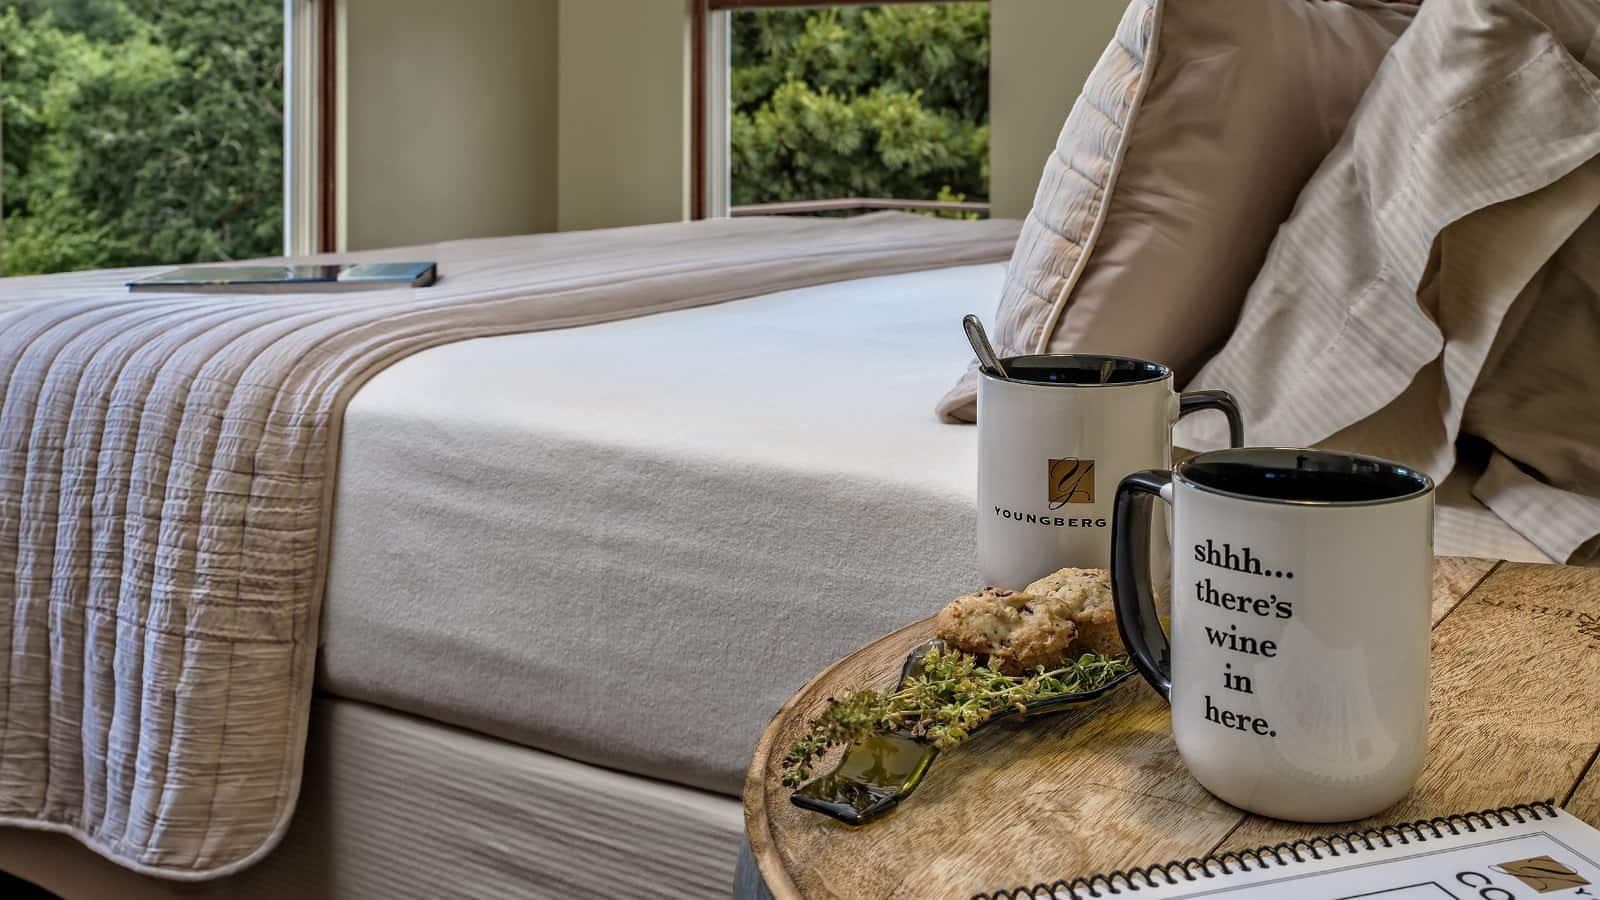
[789,639,1135,825]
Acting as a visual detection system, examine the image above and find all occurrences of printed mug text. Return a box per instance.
[993,507,1107,528]
[1193,542,1293,740]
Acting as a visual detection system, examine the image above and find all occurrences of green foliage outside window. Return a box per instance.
[1,0,283,276]
[731,4,989,210]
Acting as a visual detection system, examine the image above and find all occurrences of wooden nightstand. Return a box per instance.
[739,558,1600,899]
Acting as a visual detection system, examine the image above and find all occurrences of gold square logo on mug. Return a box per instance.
[1048,457,1096,506]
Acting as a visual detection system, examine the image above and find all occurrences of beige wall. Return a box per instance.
[334,0,1117,246]
[341,0,560,250]
[989,0,1126,221]
[555,0,690,232]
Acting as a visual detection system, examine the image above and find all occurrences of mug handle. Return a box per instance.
[1111,469,1176,700]
[1178,390,1245,448]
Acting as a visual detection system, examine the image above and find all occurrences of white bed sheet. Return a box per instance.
[319,263,1548,799]
[321,264,1003,797]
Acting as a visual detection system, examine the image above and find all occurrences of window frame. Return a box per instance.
[283,0,339,255]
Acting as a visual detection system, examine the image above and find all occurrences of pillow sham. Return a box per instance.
[938,0,1416,422]
[1176,0,1600,563]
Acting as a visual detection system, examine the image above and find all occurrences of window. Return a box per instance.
[697,1,990,220]
[0,0,292,275]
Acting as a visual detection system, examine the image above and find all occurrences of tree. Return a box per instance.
[730,4,989,209]
[1,0,283,275]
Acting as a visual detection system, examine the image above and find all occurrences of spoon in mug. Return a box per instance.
[962,315,1010,380]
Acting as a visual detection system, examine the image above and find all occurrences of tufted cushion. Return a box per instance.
[938,0,1417,422]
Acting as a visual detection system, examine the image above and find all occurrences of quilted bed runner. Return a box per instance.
[0,213,1020,878]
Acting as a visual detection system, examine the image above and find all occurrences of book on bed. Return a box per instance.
[977,801,1600,899]
[128,261,437,293]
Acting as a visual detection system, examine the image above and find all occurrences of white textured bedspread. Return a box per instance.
[0,213,1019,878]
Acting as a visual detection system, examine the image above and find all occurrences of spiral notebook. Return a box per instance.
[978,802,1600,899]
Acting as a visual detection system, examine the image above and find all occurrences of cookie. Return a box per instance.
[1024,567,1122,657]
[935,587,1078,674]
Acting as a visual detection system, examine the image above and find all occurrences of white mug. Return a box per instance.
[977,354,1241,589]
[1112,448,1435,822]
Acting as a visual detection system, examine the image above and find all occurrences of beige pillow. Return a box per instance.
[938,0,1416,423]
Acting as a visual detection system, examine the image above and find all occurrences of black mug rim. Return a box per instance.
[985,353,1173,387]
[1175,447,1434,507]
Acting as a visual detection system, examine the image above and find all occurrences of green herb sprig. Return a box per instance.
[781,647,1131,786]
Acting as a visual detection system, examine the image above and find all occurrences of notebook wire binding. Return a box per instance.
[974,800,1559,900]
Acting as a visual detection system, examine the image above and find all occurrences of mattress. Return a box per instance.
[0,698,742,899]
[320,264,1004,797]
[318,262,1551,801]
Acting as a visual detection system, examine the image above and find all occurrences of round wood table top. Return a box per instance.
[742,557,1600,900]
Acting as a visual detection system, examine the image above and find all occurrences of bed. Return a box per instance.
[0,255,1548,899]
[8,0,1597,890]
